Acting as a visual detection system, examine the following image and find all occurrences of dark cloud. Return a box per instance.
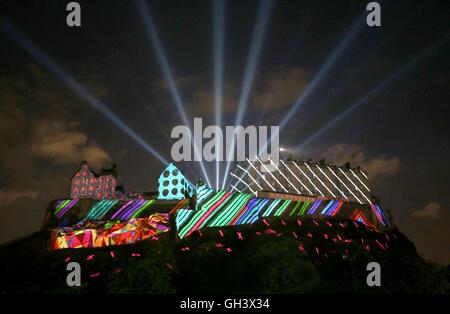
[0,190,39,207]
[412,202,441,219]
[252,67,310,110]
[0,65,112,242]
[153,76,198,93]
[31,119,111,168]
[321,143,400,182]
[152,67,310,120]
[150,75,240,122]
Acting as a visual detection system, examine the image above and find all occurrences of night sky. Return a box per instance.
[0,0,449,263]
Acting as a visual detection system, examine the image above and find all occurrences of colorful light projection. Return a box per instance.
[305,200,323,215]
[54,199,78,219]
[52,176,391,247]
[175,190,363,239]
[321,200,344,216]
[371,204,390,227]
[157,163,196,200]
[239,159,373,205]
[261,198,282,216]
[51,213,170,250]
[109,200,154,220]
[83,200,120,221]
[176,189,387,238]
[53,192,387,244]
[51,198,192,227]
[71,161,117,200]
[176,209,194,230]
[233,198,270,225]
[177,191,255,239]
[195,184,215,209]
[351,209,376,229]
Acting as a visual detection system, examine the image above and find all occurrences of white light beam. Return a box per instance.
[221,0,274,189]
[135,0,211,187]
[213,0,225,190]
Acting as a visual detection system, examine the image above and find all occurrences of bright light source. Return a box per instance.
[135,0,211,187]
[213,0,225,191]
[221,0,274,189]
[256,13,365,157]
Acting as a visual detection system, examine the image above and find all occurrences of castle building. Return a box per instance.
[70,161,120,200]
[157,163,196,200]
[46,160,392,250]
[231,159,372,205]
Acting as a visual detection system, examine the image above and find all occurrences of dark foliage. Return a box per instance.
[0,218,448,294]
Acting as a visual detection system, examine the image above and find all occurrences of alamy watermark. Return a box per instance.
[66,2,81,27]
[366,2,381,27]
[171,118,279,172]
[366,261,381,286]
[66,262,81,287]
[65,1,380,29]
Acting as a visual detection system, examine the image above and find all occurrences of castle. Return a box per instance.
[70,161,195,201]
[70,161,121,200]
[44,159,392,250]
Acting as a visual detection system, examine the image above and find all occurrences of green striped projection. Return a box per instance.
[83,200,119,221]
[298,201,311,216]
[209,194,253,227]
[274,200,292,216]
[54,200,71,215]
[178,208,208,239]
[262,199,282,216]
[175,188,353,239]
[130,200,155,219]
